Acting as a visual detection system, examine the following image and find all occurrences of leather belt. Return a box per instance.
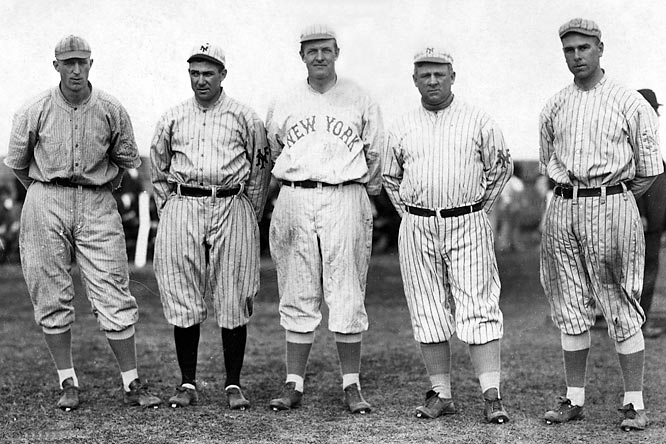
[554,183,625,199]
[179,184,241,198]
[49,178,107,189]
[282,180,357,188]
[406,202,483,218]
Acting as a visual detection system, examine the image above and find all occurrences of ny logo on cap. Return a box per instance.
[426,47,434,56]
[200,44,209,52]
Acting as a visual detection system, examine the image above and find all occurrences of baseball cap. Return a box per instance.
[414,46,454,65]
[55,35,91,60]
[300,24,337,43]
[187,42,226,67]
[558,18,602,39]
[638,89,662,109]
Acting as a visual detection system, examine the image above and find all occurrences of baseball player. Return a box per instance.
[539,19,662,431]
[265,24,383,413]
[382,46,512,423]
[4,35,162,410]
[635,89,666,338]
[151,42,271,410]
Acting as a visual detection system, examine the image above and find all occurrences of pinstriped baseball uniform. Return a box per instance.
[383,98,513,344]
[4,85,141,331]
[266,78,383,334]
[539,75,663,341]
[151,92,271,329]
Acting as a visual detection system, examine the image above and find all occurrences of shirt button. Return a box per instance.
[75,144,79,148]
[75,162,79,166]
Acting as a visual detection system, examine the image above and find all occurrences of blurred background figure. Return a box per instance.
[636,88,665,338]
[492,163,527,251]
[0,181,21,263]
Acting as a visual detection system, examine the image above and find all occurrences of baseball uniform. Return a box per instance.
[541,18,661,430]
[267,77,382,334]
[4,34,161,410]
[266,24,382,414]
[383,46,512,423]
[151,91,270,329]
[539,76,662,341]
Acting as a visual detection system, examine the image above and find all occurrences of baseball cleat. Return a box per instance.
[269,382,302,411]
[544,396,584,424]
[619,403,648,431]
[57,377,80,411]
[124,379,162,409]
[415,390,456,419]
[483,389,509,424]
[225,385,250,410]
[168,384,198,408]
[343,383,372,414]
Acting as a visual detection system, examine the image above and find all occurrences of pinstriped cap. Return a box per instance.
[414,46,454,65]
[55,35,91,60]
[300,24,337,43]
[187,42,226,67]
[558,18,601,39]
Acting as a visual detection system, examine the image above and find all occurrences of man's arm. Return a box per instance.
[11,168,33,190]
[362,99,384,196]
[243,113,272,221]
[149,116,174,217]
[381,128,406,218]
[480,119,513,212]
[629,175,658,199]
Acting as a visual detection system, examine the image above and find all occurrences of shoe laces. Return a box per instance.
[487,398,503,412]
[619,403,638,418]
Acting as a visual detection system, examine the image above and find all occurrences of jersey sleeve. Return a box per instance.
[265,100,285,164]
[629,101,663,178]
[243,111,272,220]
[382,126,406,218]
[362,98,384,196]
[5,106,38,171]
[108,103,141,170]
[480,117,513,212]
[149,114,174,216]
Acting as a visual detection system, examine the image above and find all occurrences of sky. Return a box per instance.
[1,0,665,160]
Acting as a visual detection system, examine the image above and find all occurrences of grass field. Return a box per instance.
[2,244,666,443]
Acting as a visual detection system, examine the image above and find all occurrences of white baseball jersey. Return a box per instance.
[151,91,271,329]
[383,98,512,344]
[539,75,663,341]
[266,77,383,334]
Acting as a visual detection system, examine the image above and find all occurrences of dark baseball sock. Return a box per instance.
[174,324,200,386]
[221,325,247,388]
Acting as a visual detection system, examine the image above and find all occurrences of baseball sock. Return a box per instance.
[286,330,314,392]
[174,324,200,386]
[469,340,501,397]
[615,331,645,410]
[106,327,139,390]
[221,325,247,388]
[57,368,79,388]
[561,331,590,406]
[335,332,362,389]
[419,342,451,398]
[43,328,74,374]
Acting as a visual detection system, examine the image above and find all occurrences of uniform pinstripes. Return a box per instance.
[20,182,137,331]
[154,193,258,329]
[540,193,645,341]
[398,211,502,344]
[266,78,384,195]
[269,184,372,334]
[383,98,511,345]
[539,76,662,184]
[539,75,661,342]
[5,86,141,184]
[151,92,271,218]
[151,91,270,329]
[383,100,512,217]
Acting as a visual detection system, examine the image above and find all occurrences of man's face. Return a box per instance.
[300,39,339,81]
[53,57,92,95]
[413,63,455,106]
[189,60,226,107]
[561,33,603,83]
